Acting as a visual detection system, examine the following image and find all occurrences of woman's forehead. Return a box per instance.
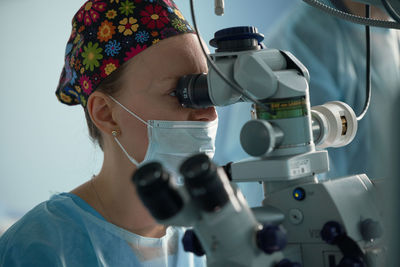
[127,34,207,77]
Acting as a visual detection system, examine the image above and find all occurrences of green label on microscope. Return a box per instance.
[256,97,307,120]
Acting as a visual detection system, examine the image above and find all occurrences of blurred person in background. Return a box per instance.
[267,0,400,180]
[217,0,400,187]
[214,0,400,207]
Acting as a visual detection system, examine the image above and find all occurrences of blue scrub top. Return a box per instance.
[0,193,206,267]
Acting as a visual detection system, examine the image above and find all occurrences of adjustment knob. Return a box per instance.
[276,259,302,267]
[209,26,265,52]
[360,218,383,241]
[182,229,205,256]
[240,120,283,157]
[321,221,344,245]
[256,224,287,254]
[311,101,357,149]
[321,222,366,265]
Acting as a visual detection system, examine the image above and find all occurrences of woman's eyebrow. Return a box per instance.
[149,76,178,93]
[157,76,177,85]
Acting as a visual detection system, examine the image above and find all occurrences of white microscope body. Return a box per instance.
[132,24,386,267]
[209,27,385,266]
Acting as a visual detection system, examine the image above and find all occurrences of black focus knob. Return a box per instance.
[321,221,366,266]
[321,221,344,245]
[256,224,287,254]
[360,218,383,241]
[182,229,205,257]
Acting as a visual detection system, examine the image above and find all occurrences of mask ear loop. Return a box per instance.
[108,95,155,167]
[112,130,140,166]
[108,95,153,128]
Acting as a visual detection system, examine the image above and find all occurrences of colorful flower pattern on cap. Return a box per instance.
[56,0,194,107]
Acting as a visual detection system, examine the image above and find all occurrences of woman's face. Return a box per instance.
[111,33,217,163]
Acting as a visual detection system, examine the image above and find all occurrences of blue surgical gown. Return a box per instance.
[0,193,206,267]
[214,2,400,206]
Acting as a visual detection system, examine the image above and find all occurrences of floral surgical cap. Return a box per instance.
[56,0,194,107]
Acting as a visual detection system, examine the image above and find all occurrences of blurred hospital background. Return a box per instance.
[0,0,293,235]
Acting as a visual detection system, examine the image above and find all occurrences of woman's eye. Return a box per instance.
[169,90,176,97]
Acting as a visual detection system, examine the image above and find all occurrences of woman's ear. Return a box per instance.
[87,91,119,136]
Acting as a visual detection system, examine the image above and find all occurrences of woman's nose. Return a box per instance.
[188,106,218,121]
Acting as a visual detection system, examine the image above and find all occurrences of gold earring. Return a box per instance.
[111,130,120,137]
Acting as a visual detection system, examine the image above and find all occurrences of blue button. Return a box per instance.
[293,187,306,201]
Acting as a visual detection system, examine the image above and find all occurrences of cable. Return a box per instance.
[357,5,372,121]
[189,0,270,112]
[381,0,400,23]
[303,0,400,29]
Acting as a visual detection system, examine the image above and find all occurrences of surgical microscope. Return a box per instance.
[131,1,400,266]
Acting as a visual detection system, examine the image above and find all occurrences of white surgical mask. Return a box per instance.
[109,95,218,178]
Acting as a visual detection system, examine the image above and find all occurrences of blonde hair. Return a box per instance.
[84,63,129,150]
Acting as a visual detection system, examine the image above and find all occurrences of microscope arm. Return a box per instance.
[207,49,311,106]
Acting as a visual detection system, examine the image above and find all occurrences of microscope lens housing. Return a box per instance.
[175,73,211,108]
[180,153,229,212]
[175,26,265,109]
[132,162,183,220]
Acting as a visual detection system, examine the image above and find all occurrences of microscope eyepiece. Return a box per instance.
[175,27,266,109]
[180,153,229,212]
[175,74,212,109]
[132,162,183,220]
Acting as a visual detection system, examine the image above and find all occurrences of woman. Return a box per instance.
[0,0,217,266]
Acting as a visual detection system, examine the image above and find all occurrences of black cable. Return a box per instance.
[357,5,372,121]
[381,0,400,24]
[189,0,270,112]
[303,0,400,29]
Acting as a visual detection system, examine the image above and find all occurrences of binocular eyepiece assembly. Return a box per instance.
[132,153,230,220]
